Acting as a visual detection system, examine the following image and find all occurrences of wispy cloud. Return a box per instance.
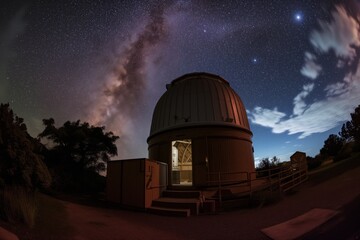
[300,52,322,79]
[250,107,286,129]
[310,5,360,62]
[293,83,314,116]
[249,5,360,139]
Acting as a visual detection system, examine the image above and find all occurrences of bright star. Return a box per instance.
[294,13,303,22]
[252,58,257,63]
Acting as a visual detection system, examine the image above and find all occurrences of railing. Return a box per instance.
[207,171,251,209]
[145,161,168,192]
[253,161,308,192]
[208,161,308,208]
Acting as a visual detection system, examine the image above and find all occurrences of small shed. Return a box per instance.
[106,159,167,208]
[290,151,307,172]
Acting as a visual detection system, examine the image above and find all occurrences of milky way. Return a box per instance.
[1,0,360,162]
[87,5,171,157]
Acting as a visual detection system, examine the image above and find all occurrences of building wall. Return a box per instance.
[148,126,255,188]
[121,160,145,208]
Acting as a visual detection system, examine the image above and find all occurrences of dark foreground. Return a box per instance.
[2,156,360,240]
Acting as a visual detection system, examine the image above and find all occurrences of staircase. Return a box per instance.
[147,190,215,217]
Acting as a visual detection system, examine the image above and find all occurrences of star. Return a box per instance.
[1,0,355,165]
[294,13,303,22]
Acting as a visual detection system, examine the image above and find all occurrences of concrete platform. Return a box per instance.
[261,208,339,240]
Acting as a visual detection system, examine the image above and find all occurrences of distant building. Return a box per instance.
[290,151,307,172]
[290,151,306,162]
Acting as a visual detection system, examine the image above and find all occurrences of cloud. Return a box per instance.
[249,82,360,139]
[300,52,322,79]
[293,83,314,116]
[324,82,347,97]
[87,7,169,157]
[310,5,360,62]
[250,107,286,129]
[250,59,360,139]
[249,4,360,139]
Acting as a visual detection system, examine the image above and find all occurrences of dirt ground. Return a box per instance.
[63,158,360,240]
[3,157,360,240]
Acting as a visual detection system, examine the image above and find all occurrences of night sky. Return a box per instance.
[1,0,360,165]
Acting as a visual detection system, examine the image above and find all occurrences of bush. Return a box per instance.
[306,156,323,170]
[320,134,344,157]
[0,103,52,190]
[334,142,353,162]
[0,186,37,227]
[256,156,281,177]
[352,142,360,152]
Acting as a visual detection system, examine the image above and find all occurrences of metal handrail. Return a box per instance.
[207,161,308,208]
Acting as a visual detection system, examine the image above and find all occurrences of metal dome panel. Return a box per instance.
[149,72,251,137]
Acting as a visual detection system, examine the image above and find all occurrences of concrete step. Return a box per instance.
[162,190,201,199]
[147,206,190,217]
[151,197,200,215]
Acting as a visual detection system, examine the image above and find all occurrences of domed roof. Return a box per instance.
[149,72,251,138]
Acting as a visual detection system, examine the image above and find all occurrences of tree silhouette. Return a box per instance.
[340,105,360,144]
[38,118,119,192]
[258,156,280,170]
[0,103,51,189]
[256,156,280,177]
[320,134,344,157]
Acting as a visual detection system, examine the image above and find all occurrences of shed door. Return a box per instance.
[171,139,192,186]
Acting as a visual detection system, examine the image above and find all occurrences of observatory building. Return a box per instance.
[106,72,258,211]
[147,72,255,189]
[106,74,308,213]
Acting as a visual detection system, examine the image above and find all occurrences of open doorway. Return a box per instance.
[171,139,192,185]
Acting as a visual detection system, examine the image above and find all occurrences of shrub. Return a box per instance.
[352,142,360,152]
[334,142,353,162]
[0,103,52,189]
[256,156,281,177]
[320,134,344,157]
[306,155,322,170]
